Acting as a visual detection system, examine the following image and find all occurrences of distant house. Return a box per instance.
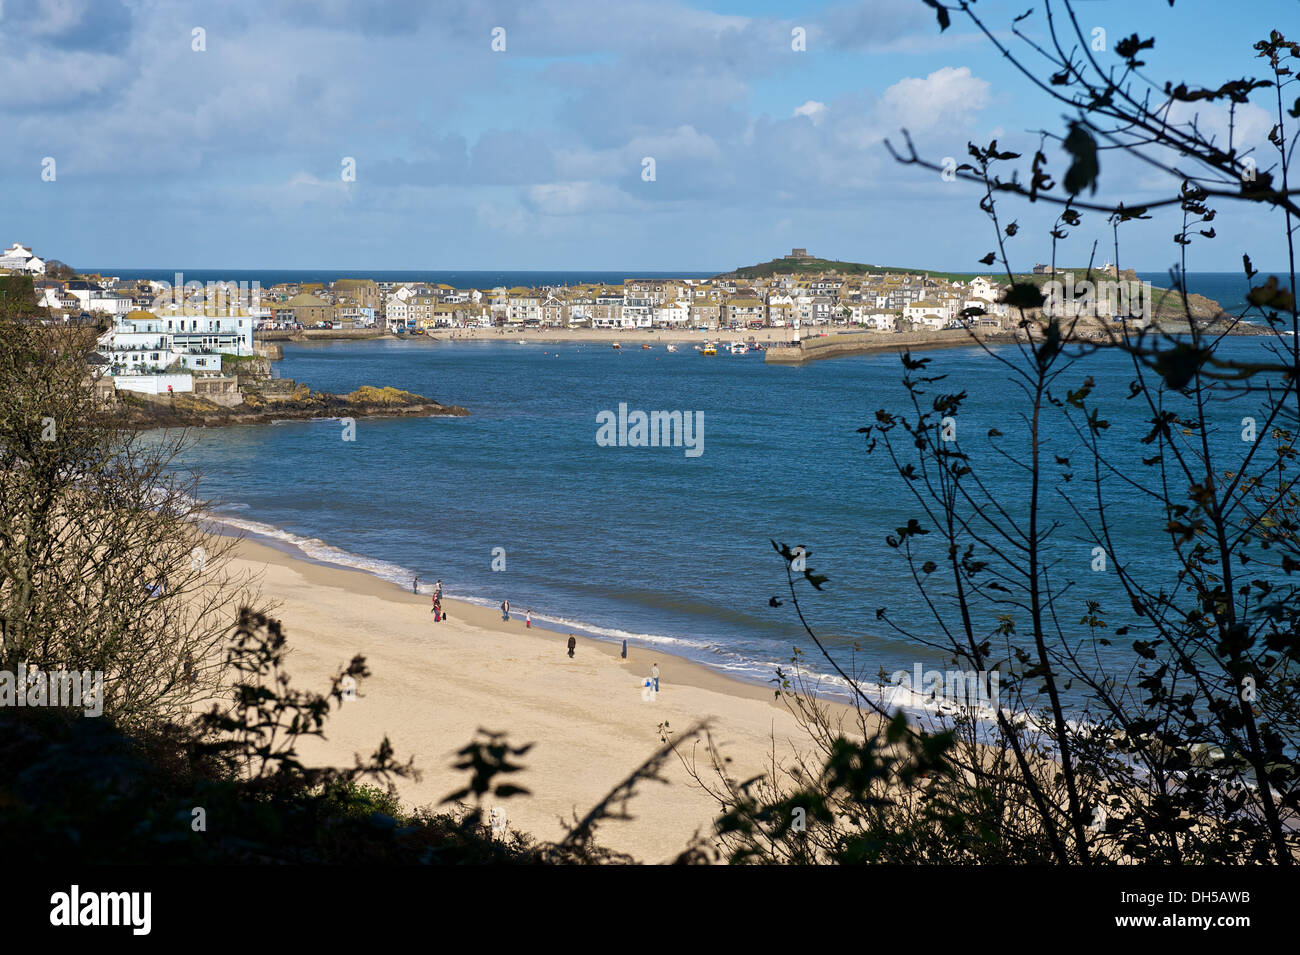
[654,301,690,326]
[725,297,766,326]
[689,301,720,329]
[282,292,333,326]
[967,276,995,301]
[904,300,952,329]
[0,243,46,274]
[766,295,794,327]
[385,297,412,332]
[332,278,380,310]
[506,293,541,325]
[91,292,133,316]
[334,305,376,327]
[63,280,103,308]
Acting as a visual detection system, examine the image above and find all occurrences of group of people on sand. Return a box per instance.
[430,588,656,683]
[425,578,444,622]
[502,600,578,658]
[499,600,535,630]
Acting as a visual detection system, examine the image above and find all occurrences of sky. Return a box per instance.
[1,0,1296,272]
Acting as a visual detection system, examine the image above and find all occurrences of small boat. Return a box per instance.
[666,344,678,352]
[641,343,652,349]
[728,341,748,355]
[612,342,622,350]
[701,342,717,356]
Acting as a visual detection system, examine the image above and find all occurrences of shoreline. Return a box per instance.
[207,516,839,704]
[215,531,853,859]
[224,532,796,707]
[264,317,1269,353]
[204,512,1003,724]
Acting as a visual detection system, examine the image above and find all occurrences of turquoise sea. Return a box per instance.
[173,323,1292,704]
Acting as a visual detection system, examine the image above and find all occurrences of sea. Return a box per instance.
[155,271,1292,710]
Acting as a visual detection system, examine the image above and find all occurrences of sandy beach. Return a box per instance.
[219,535,842,862]
[424,326,801,344]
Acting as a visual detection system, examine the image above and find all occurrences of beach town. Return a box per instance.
[0,240,1195,397]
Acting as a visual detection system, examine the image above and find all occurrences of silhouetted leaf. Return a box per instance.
[1001,283,1046,309]
[921,0,950,31]
[1063,122,1100,195]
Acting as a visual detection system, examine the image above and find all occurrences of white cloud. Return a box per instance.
[793,100,827,124]
[624,125,722,162]
[524,181,634,216]
[877,66,990,133]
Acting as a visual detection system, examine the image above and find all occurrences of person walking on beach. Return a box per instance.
[434,579,443,601]
[567,634,576,658]
[651,662,660,693]
[413,575,419,595]
[501,599,511,621]
[525,610,532,629]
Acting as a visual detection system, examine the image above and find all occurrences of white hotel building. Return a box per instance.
[96,308,255,394]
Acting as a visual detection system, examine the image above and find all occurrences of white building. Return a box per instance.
[621,297,653,328]
[97,309,255,393]
[654,301,690,326]
[91,291,133,315]
[0,243,45,274]
[863,310,898,331]
[904,300,954,329]
[385,297,411,331]
[969,276,997,302]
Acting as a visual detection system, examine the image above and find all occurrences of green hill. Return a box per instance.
[714,257,974,283]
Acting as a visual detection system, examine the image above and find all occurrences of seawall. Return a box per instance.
[255,328,389,343]
[765,329,1007,363]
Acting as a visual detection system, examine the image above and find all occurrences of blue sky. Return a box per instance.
[1,0,1296,271]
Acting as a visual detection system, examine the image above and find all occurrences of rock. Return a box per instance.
[106,382,469,429]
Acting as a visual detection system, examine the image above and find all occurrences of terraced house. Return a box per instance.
[724,296,766,327]
[506,290,541,325]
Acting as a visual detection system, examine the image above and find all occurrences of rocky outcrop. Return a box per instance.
[108,384,468,429]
